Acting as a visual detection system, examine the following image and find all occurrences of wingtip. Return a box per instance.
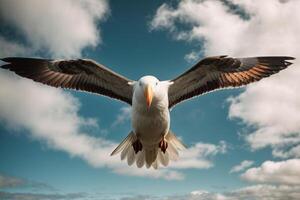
[110,150,117,156]
[1,57,17,63]
[0,57,8,62]
[284,57,296,66]
[258,56,296,65]
[0,58,11,69]
[284,56,295,61]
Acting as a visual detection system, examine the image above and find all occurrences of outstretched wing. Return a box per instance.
[1,57,134,104]
[168,56,295,108]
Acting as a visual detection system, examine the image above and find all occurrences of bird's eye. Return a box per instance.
[155,82,158,86]
[139,82,142,86]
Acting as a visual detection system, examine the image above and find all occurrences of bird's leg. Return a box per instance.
[159,136,168,154]
[132,133,143,154]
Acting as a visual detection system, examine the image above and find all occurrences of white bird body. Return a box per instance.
[132,99,170,147]
[126,76,180,168]
[132,76,170,147]
[1,56,294,169]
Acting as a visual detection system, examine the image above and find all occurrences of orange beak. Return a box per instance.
[144,85,153,109]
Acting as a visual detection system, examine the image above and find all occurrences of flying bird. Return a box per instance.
[0,56,294,168]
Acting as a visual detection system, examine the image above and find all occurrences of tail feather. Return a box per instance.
[158,150,169,166]
[121,148,128,161]
[110,130,186,169]
[167,144,178,161]
[146,160,151,169]
[111,131,136,156]
[127,147,135,166]
[145,148,158,167]
[166,131,186,150]
[136,151,145,168]
[152,159,159,169]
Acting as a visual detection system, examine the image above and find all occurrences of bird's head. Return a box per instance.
[131,76,173,109]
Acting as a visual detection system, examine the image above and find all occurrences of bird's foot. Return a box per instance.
[132,139,143,154]
[159,139,168,154]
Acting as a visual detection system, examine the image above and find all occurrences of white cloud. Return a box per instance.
[170,141,227,169]
[113,167,185,181]
[0,0,109,58]
[111,106,131,128]
[151,0,300,159]
[241,159,300,185]
[184,51,200,63]
[230,160,254,173]
[150,0,247,56]
[0,37,30,57]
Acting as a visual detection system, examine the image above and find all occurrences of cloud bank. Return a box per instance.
[117,184,300,200]
[187,185,300,200]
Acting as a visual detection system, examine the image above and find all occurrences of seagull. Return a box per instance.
[0,56,295,168]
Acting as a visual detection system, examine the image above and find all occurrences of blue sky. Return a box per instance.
[0,0,300,200]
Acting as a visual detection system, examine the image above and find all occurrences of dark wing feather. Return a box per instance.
[1,57,133,104]
[168,55,295,108]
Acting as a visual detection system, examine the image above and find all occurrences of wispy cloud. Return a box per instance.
[111,106,131,128]
[0,173,96,200]
[170,141,227,169]
[184,51,200,63]
[0,173,55,192]
[230,160,254,173]
[0,191,87,200]
[0,174,24,188]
